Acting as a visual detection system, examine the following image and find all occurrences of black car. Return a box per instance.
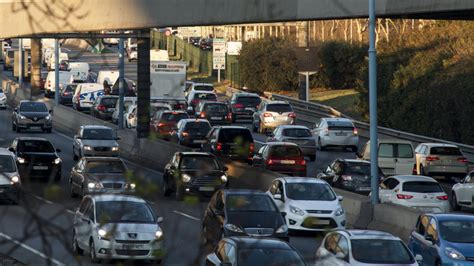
[202,126,255,162]
[195,101,231,126]
[59,84,77,105]
[206,237,305,266]
[172,119,211,147]
[229,92,261,122]
[200,38,213,51]
[316,159,385,195]
[202,190,289,245]
[189,37,201,47]
[163,152,228,201]
[90,95,118,120]
[12,101,52,133]
[9,137,62,182]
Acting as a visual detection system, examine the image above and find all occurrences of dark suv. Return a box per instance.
[90,95,118,120]
[202,126,255,161]
[229,92,261,122]
[195,101,231,125]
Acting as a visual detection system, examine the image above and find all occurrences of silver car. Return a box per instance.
[267,125,317,161]
[72,194,164,262]
[12,100,53,133]
[311,118,359,152]
[0,148,21,204]
[253,101,296,134]
[414,143,469,178]
[73,125,119,160]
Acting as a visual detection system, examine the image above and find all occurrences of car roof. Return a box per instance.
[341,230,401,241]
[420,143,459,148]
[180,119,209,124]
[17,137,49,141]
[0,148,14,156]
[368,139,413,144]
[280,177,329,184]
[89,194,146,203]
[276,125,310,130]
[391,175,437,182]
[431,213,474,221]
[226,237,294,250]
[81,125,112,130]
[179,152,214,157]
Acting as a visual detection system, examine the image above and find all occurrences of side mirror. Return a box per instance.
[415,254,423,263]
[14,108,18,112]
[8,147,15,153]
[56,148,62,153]
[49,110,53,114]
[156,216,164,223]
[337,196,344,202]
[274,194,283,201]
[222,166,228,172]
[115,137,121,141]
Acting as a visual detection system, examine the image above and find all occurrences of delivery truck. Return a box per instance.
[150,61,187,110]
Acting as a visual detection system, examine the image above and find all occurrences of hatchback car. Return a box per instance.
[69,157,135,197]
[58,84,77,106]
[162,152,228,200]
[408,213,474,266]
[90,95,119,120]
[316,230,418,266]
[268,177,345,232]
[202,189,289,245]
[72,194,164,262]
[9,137,62,182]
[252,142,307,176]
[172,119,211,147]
[414,143,468,178]
[12,101,52,133]
[451,171,474,211]
[378,175,450,213]
[253,101,296,134]
[202,126,255,161]
[195,101,231,125]
[187,90,218,111]
[312,118,359,152]
[268,125,317,161]
[206,237,306,266]
[0,148,21,204]
[111,97,136,125]
[150,110,189,140]
[72,125,120,160]
[229,92,261,122]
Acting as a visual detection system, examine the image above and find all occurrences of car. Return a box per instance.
[127,44,137,61]
[150,110,189,140]
[72,194,164,262]
[205,237,306,266]
[72,83,104,112]
[451,171,474,211]
[189,82,215,93]
[68,62,90,83]
[0,87,7,109]
[267,125,317,161]
[358,139,416,176]
[172,119,211,147]
[96,70,119,88]
[124,104,137,129]
[408,213,474,266]
[414,143,469,178]
[311,118,359,152]
[252,142,307,176]
[202,126,255,161]
[111,97,137,125]
[69,157,135,197]
[229,92,262,122]
[90,95,119,120]
[186,90,218,111]
[110,78,136,96]
[317,159,385,195]
[316,230,419,266]
[9,137,62,182]
[72,125,119,160]
[12,101,53,133]
[162,152,228,200]
[195,101,231,126]
[378,175,450,213]
[58,84,77,106]
[267,177,346,232]
[253,101,296,134]
[202,189,289,245]
[0,148,22,204]
[44,71,74,98]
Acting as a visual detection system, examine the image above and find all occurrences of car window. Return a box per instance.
[95,201,155,223]
[180,156,219,170]
[351,239,414,264]
[426,218,438,241]
[238,248,304,266]
[345,163,370,175]
[382,178,399,190]
[326,120,354,130]
[236,96,261,105]
[204,103,228,113]
[100,97,118,107]
[183,121,211,132]
[0,155,16,172]
[439,220,474,243]
[194,93,217,101]
[194,85,214,91]
[266,104,292,113]
[285,183,336,201]
[226,194,277,212]
[17,140,55,153]
[87,161,125,174]
[269,145,301,157]
[160,112,189,122]
[402,181,443,193]
[397,144,413,158]
[83,128,114,140]
[379,144,394,158]
[430,147,462,156]
[19,102,48,112]
[282,128,312,138]
[218,128,253,143]
[416,215,430,235]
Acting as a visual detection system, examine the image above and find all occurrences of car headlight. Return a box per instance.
[19,115,26,119]
[220,175,228,183]
[126,183,136,190]
[289,205,305,216]
[98,228,110,240]
[111,146,119,152]
[445,247,465,260]
[88,182,103,190]
[225,223,244,233]
[155,229,163,240]
[10,176,20,184]
[45,114,52,120]
[335,207,345,216]
[83,146,92,151]
[17,157,26,164]
[53,157,62,165]
[181,174,191,183]
[276,224,288,234]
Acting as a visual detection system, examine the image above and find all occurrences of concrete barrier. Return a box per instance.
[368,203,421,241]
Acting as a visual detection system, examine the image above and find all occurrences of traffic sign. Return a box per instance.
[213,38,226,70]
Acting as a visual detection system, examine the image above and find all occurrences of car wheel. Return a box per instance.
[420,165,426,176]
[175,184,184,201]
[90,239,99,263]
[318,138,325,151]
[309,155,316,162]
[451,193,461,211]
[70,180,78,198]
[72,231,84,256]
[162,177,171,197]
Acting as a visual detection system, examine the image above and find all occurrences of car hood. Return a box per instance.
[20,111,49,119]
[101,223,160,240]
[287,198,341,211]
[87,173,126,182]
[0,172,18,185]
[19,152,57,160]
[81,139,118,147]
[226,211,284,229]
[444,241,474,258]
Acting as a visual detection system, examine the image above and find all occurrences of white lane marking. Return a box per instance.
[173,210,200,222]
[0,232,66,266]
[32,195,53,205]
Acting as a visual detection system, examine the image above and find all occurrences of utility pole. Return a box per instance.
[54,39,60,105]
[369,0,379,204]
[19,39,23,88]
[118,38,125,129]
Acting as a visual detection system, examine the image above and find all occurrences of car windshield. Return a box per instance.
[0,155,16,172]
[195,93,217,101]
[194,85,214,91]
[226,194,277,212]
[236,96,261,105]
[282,128,312,138]
[345,164,371,175]
[95,201,155,223]
[327,120,354,130]
[351,239,414,264]
[219,129,253,143]
[204,104,228,113]
[402,181,443,193]
[184,122,211,132]
[17,140,55,153]
[430,147,462,156]
[87,161,125,174]
[19,102,48,112]
[270,146,301,157]
[100,97,118,107]
[180,156,219,170]
[151,106,171,116]
[238,248,304,266]
[439,220,474,243]
[285,183,336,201]
[160,112,189,122]
[266,104,292,113]
[83,128,114,140]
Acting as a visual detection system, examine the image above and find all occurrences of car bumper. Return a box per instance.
[17,120,52,129]
[262,119,295,129]
[395,201,450,213]
[183,183,227,196]
[286,213,346,231]
[232,110,254,119]
[300,146,317,157]
[320,135,359,147]
[440,256,474,266]
[179,138,207,148]
[266,165,306,176]
[338,182,372,195]
[95,239,164,260]
[18,164,60,179]
[223,230,289,242]
[424,165,468,176]
[83,150,119,157]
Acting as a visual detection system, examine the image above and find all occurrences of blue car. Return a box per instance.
[408,213,474,266]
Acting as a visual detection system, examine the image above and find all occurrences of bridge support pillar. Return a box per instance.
[30,38,42,97]
[136,31,150,139]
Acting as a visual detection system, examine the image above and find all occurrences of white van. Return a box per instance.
[96,70,119,87]
[44,71,73,97]
[68,62,90,82]
[72,83,104,112]
[357,139,416,176]
[48,52,69,70]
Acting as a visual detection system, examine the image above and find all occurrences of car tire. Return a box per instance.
[15,124,21,133]
[318,138,325,151]
[70,181,78,198]
[420,165,426,176]
[175,184,184,201]
[90,239,99,263]
[12,122,16,131]
[162,177,171,197]
[72,231,84,256]
[309,155,316,162]
[451,193,461,211]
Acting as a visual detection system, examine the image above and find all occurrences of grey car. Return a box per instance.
[69,157,135,197]
[72,125,119,160]
[0,148,22,204]
[267,125,317,161]
[12,101,52,133]
[253,101,296,134]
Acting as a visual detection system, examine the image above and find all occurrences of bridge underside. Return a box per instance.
[0,0,473,38]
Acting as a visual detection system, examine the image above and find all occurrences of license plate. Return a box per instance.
[419,207,435,212]
[358,187,371,191]
[312,220,330,225]
[199,187,214,192]
[335,132,348,136]
[193,140,206,144]
[30,126,41,130]
[280,160,295,165]
[211,117,222,120]
[245,107,255,111]
[122,244,144,250]
[33,166,48,170]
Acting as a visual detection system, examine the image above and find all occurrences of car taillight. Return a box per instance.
[457,158,468,163]
[396,194,414,200]
[182,131,189,137]
[263,112,273,118]
[63,91,70,96]
[353,127,358,135]
[216,143,223,151]
[234,103,244,108]
[97,105,106,112]
[249,143,254,153]
[436,195,449,201]
[288,113,296,118]
[266,159,278,165]
[158,123,165,127]
[298,159,306,166]
[426,156,439,161]
[199,112,206,118]
[226,113,232,121]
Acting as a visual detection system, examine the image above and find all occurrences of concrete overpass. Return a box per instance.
[1,0,474,38]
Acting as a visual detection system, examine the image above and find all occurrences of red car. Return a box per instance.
[150,110,189,140]
[252,142,307,176]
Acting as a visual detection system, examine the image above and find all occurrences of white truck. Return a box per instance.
[150,61,187,110]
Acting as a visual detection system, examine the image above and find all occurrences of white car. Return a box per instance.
[44,71,74,98]
[72,194,164,262]
[0,148,21,204]
[451,171,474,211]
[127,44,137,61]
[379,175,450,213]
[267,177,346,231]
[311,118,359,152]
[414,143,468,178]
[111,97,137,124]
[124,104,137,129]
[0,87,7,109]
[316,230,420,266]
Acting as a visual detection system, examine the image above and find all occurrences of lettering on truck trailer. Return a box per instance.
[79,90,104,101]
